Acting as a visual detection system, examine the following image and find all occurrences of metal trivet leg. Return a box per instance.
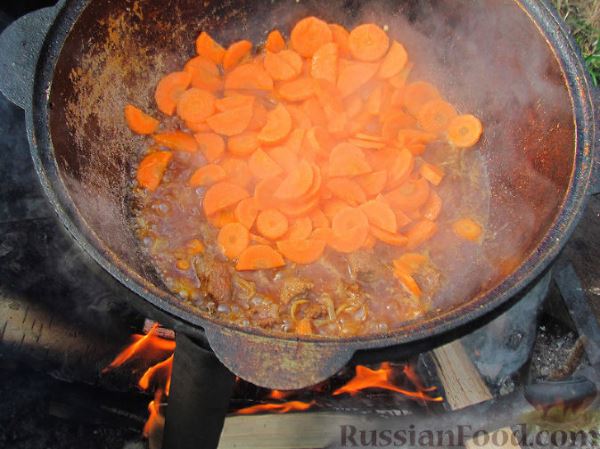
[163,333,235,449]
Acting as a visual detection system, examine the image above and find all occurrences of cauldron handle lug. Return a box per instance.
[204,324,355,390]
[591,87,600,195]
[0,0,66,110]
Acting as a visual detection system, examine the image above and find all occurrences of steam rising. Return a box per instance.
[54,0,573,328]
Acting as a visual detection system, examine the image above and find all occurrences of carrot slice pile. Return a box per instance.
[132,18,485,287]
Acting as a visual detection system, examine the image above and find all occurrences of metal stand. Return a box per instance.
[163,333,235,449]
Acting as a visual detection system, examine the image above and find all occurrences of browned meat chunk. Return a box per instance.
[193,255,232,302]
[280,277,314,304]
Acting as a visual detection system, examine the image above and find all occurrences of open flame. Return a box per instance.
[236,400,316,415]
[333,362,442,402]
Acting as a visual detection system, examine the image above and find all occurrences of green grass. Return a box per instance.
[552,0,600,84]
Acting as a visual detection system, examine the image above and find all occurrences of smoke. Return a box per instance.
[53,0,574,328]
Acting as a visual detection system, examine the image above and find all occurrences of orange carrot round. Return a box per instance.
[221,158,254,189]
[329,24,351,57]
[406,219,438,249]
[218,222,250,259]
[215,95,255,112]
[357,170,388,197]
[290,16,333,58]
[254,176,283,210]
[264,50,303,81]
[452,218,483,241]
[326,178,367,206]
[422,190,442,221]
[328,143,372,177]
[265,30,286,53]
[235,197,259,229]
[370,226,409,247]
[402,81,441,117]
[196,31,226,64]
[348,24,389,62]
[155,71,192,116]
[228,132,259,156]
[386,177,430,211]
[278,78,315,102]
[256,208,289,240]
[258,103,292,144]
[188,164,227,187]
[223,40,253,71]
[153,131,198,153]
[194,132,225,162]
[337,61,379,97]
[329,206,370,253]
[206,105,254,136]
[277,239,326,264]
[311,42,338,84]
[176,88,216,124]
[236,245,286,270]
[184,56,222,91]
[274,160,314,200]
[360,197,397,233]
[225,64,274,91]
[249,149,283,179]
[419,162,445,186]
[286,217,313,240]
[378,40,408,79]
[203,182,250,216]
[125,105,159,135]
[137,151,172,191]
[447,114,483,148]
[417,100,458,134]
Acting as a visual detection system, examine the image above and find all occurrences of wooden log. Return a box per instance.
[432,341,522,449]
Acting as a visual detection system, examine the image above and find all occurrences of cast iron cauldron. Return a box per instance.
[0,0,598,389]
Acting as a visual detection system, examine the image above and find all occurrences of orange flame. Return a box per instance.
[333,362,442,402]
[144,389,166,439]
[139,354,174,395]
[268,389,291,400]
[236,400,316,415]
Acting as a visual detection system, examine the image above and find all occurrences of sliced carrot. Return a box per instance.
[345,95,364,119]
[248,149,283,179]
[366,84,383,115]
[305,126,335,156]
[184,56,222,91]
[136,151,172,191]
[329,24,351,58]
[218,222,250,259]
[309,209,329,229]
[397,129,437,155]
[347,138,385,149]
[386,148,414,189]
[417,99,458,134]
[284,128,306,154]
[301,98,327,127]
[186,121,212,133]
[311,42,338,84]
[278,195,320,217]
[236,245,286,270]
[381,111,418,142]
[419,162,445,186]
[406,220,438,249]
[248,102,269,131]
[228,132,259,156]
[274,160,313,200]
[393,270,422,298]
[386,177,430,211]
[328,143,372,177]
[268,145,299,172]
[207,209,237,228]
[176,88,216,123]
[393,253,428,274]
[277,239,325,264]
[389,61,414,89]
[264,50,303,81]
[447,114,483,148]
[295,317,313,335]
[290,16,333,58]
[225,64,274,91]
[265,30,286,53]
[155,71,192,116]
[362,233,376,250]
[254,176,283,210]
[378,40,408,79]
[370,226,408,247]
[249,233,271,245]
[452,218,483,242]
[258,103,292,144]
[286,217,313,240]
[356,133,384,142]
[196,31,225,64]
[203,182,250,216]
[206,105,254,136]
[223,40,253,71]
[256,208,289,240]
[295,163,322,201]
[188,164,227,187]
[286,104,313,129]
[346,110,372,135]
[231,197,258,229]
[124,105,159,135]
[278,78,315,102]
[402,81,441,117]
[221,158,254,189]
[360,197,397,233]
[194,132,225,162]
[326,178,367,206]
[337,61,379,97]
[153,131,198,152]
[311,226,334,243]
[348,23,389,62]
[394,208,413,228]
[357,170,387,197]
[329,206,369,253]
[422,190,442,221]
[215,95,255,112]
